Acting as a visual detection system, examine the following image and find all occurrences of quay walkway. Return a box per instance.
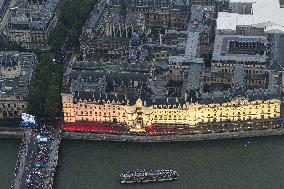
[62,127,284,142]
[10,125,61,189]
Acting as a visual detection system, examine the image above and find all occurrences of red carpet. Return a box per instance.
[63,122,128,133]
[63,122,178,135]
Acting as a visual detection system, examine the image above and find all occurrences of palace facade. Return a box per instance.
[62,92,281,128]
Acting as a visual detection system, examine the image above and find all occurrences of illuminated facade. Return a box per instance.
[62,0,283,131]
[62,92,281,128]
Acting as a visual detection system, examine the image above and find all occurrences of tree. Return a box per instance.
[49,0,97,53]
[27,53,63,120]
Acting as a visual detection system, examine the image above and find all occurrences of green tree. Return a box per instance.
[27,53,63,119]
[49,0,97,52]
[26,0,97,121]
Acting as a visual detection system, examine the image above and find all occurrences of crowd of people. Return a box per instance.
[27,125,55,188]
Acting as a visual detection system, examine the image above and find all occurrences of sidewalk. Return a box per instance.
[62,128,284,142]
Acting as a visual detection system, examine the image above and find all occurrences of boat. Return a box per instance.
[120,169,179,184]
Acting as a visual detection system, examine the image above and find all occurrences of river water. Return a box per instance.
[54,136,284,189]
[0,139,20,188]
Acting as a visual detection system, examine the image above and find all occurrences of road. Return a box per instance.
[10,125,61,189]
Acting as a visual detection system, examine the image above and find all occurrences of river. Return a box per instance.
[0,139,20,188]
[54,136,284,189]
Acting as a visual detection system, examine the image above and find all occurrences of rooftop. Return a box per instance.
[212,35,268,63]
[0,0,11,20]
[0,53,19,67]
[110,0,190,7]
[267,33,284,71]
[108,10,140,24]
[0,51,36,98]
[8,0,60,31]
[80,0,108,41]
[217,0,284,33]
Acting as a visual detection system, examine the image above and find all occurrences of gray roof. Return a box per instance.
[80,0,108,41]
[110,0,190,7]
[212,35,268,63]
[0,0,11,19]
[74,91,129,105]
[8,0,60,31]
[0,51,36,98]
[267,34,284,71]
[0,52,19,67]
[108,10,139,24]
[190,5,214,23]
[199,88,280,104]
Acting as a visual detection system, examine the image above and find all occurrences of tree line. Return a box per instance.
[27,0,97,120]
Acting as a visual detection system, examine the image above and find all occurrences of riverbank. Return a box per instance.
[2,127,284,142]
[62,127,284,142]
[0,127,23,139]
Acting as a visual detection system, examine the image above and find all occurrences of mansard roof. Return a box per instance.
[74,91,129,105]
[0,52,19,67]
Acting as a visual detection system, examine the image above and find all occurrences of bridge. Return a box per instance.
[10,124,61,189]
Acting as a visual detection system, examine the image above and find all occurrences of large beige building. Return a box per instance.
[0,51,36,119]
[62,91,281,128]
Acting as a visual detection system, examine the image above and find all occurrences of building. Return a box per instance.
[111,0,190,31]
[0,51,36,119]
[79,0,191,60]
[0,0,14,35]
[62,0,283,131]
[62,88,281,128]
[208,35,268,90]
[80,1,146,60]
[267,33,284,93]
[216,0,284,34]
[211,0,284,92]
[192,0,214,6]
[5,0,61,49]
[189,5,215,63]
